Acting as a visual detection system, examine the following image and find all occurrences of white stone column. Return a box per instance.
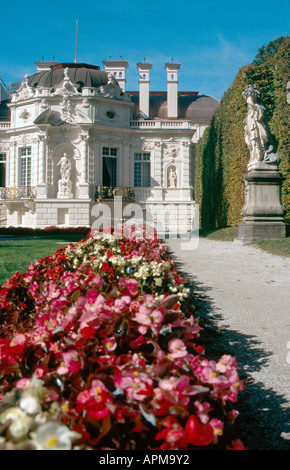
[122,140,131,187]
[80,133,89,183]
[181,140,193,200]
[79,133,90,198]
[36,134,48,199]
[9,141,16,187]
[39,135,46,184]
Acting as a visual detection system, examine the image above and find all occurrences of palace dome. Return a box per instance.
[130,92,219,121]
[27,63,109,91]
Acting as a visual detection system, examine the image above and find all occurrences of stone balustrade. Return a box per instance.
[0,122,10,129]
[94,186,135,201]
[0,186,37,200]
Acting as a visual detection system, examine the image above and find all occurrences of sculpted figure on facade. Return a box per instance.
[57,153,73,198]
[98,73,131,101]
[168,167,177,188]
[242,84,279,170]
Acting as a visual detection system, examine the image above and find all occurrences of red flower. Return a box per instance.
[227,439,247,450]
[185,415,214,447]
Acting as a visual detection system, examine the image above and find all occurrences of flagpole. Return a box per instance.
[75,19,78,63]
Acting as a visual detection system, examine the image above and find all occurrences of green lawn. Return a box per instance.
[0,235,85,286]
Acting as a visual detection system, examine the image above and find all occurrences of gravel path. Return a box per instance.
[165,237,290,450]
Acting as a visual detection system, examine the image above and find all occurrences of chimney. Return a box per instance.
[35,60,60,72]
[102,58,129,92]
[136,61,152,118]
[164,61,180,118]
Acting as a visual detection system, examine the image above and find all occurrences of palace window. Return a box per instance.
[102,147,118,188]
[134,152,151,187]
[20,147,32,187]
[0,154,6,187]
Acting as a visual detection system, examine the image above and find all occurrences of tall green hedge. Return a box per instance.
[195,36,290,229]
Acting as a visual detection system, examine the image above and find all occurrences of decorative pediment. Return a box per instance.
[34,105,92,126]
[14,75,35,102]
[52,68,81,96]
[98,73,131,101]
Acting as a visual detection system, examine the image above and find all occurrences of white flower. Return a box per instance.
[0,407,32,439]
[34,421,81,450]
[19,392,41,415]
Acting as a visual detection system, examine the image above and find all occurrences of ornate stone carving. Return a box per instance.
[57,153,73,198]
[19,109,31,122]
[242,84,280,170]
[52,67,80,96]
[165,146,179,160]
[98,73,131,101]
[14,75,35,101]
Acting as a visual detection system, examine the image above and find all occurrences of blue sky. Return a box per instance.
[0,0,289,101]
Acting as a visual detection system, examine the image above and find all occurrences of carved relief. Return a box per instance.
[165,146,179,160]
[52,68,80,97]
[14,75,35,101]
[98,73,131,101]
[19,109,31,122]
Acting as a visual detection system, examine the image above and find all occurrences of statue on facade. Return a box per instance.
[242,84,279,170]
[57,153,73,198]
[168,167,177,188]
[98,73,131,101]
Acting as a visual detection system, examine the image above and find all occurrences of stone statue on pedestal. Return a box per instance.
[237,84,287,242]
[242,84,279,170]
[57,153,73,198]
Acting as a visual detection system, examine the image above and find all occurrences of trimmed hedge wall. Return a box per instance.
[195,36,290,230]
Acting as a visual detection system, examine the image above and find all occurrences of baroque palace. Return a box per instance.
[0,58,219,232]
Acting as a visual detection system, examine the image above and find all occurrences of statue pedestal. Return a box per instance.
[78,183,90,199]
[57,179,73,199]
[36,184,48,199]
[238,168,288,242]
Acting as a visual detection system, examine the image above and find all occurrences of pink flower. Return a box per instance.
[102,337,117,353]
[29,283,39,298]
[194,400,212,423]
[118,278,139,297]
[57,349,82,375]
[209,418,224,444]
[47,282,62,299]
[168,339,188,358]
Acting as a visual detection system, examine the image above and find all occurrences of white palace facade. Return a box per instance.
[0,59,219,233]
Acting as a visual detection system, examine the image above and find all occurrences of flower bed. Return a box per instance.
[0,225,246,450]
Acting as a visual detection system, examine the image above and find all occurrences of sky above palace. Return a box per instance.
[0,0,289,101]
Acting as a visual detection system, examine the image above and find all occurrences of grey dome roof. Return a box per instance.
[27,63,109,90]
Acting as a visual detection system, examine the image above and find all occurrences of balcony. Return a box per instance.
[0,186,37,200]
[95,186,135,201]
